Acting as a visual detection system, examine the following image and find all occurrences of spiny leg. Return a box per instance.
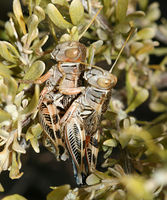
[39,99,68,161]
[85,130,100,173]
[64,117,86,185]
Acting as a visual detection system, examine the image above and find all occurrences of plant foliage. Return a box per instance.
[0,0,167,199]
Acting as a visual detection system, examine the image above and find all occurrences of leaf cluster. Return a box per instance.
[0,0,167,199]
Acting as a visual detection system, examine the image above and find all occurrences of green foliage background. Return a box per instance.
[0,0,167,199]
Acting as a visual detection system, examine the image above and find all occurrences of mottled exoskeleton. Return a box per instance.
[60,67,117,184]
[38,41,87,160]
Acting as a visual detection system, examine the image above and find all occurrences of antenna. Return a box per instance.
[78,7,102,40]
[109,27,135,73]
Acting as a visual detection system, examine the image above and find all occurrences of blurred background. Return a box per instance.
[0,0,166,200]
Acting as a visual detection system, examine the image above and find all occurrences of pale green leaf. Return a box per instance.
[116,0,128,22]
[31,123,43,137]
[25,14,39,48]
[103,139,117,147]
[6,77,18,101]
[51,0,69,6]
[103,48,111,65]
[121,175,153,200]
[86,174,101,185]
[34,6,45,22]
[0,42,19,63]
[23,61,45,81]
[126,11,145,21]
[9,152,23,179]
[0,66,17,100]
[126,70,135,105]
[20,84,40,115]
[2,194,27,200]
[0,109,11,123]
[149,102,167,112]
[30,137,40,153]
[47,185,70,200]
[13,0,26,34]
[126,89,149,113]
[69,0,84,25]
[47,3,72,29]
[19,60,45,91]
[136,28,156,40]
[12,136,26,154]
[138,0,149,10]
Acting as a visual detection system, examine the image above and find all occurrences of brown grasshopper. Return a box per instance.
[37,8,102,161]
[38,41,87,161]
[60,67,117,184]
[59,27,135,184]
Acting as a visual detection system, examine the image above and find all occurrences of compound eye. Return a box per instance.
[65,48,80,59]
[97,77,116,88]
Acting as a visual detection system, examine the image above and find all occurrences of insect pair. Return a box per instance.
[37,40,117,185]
[34,6,134,184]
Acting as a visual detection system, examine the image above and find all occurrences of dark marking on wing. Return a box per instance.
[52,114,58,124]
[56,130,61,139]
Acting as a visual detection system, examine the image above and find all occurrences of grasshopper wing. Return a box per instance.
[64,117,86,185]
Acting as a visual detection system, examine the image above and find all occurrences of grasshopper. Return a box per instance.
[38,8,102,161]
[60,67,117,184]
[38,41,87,161]
[60,27,135,184]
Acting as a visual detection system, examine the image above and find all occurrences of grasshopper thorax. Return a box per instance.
[51,41,87,63]
[84,68,117,90]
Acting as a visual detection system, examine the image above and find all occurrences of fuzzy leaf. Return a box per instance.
[69,0,84,25]
[126,89,149,113]
[138,0,148,10]
[25,14,39,48]
[126,70,136,105]
[20,84,39,115]
[30,137,40,153]
[32,35,49,50]
[103,139,117,147]
[47,3,72,29]
[86,174,101,185]
[7,77,18,101]
[2,194,27,200]
[47,185,70,200]
[12,137,26,154]
[31,123,43,137]
[88,40,103,65]
[9,152,23,179]
[149,102,167,112]
[19,60,45,91]
[116,0,128,22]
[0,42,19,63]
[136,28,156,40]
[126,11,145,21]
[0,66,17,100]
[0,109,11,123]
[121,175,153,200]
[51,0,68,6]
[34,6,45,22]
[23,61,45,81]
[13,0,26,34]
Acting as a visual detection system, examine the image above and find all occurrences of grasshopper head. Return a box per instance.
[51,41,86,62]
[84,68,117,90]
